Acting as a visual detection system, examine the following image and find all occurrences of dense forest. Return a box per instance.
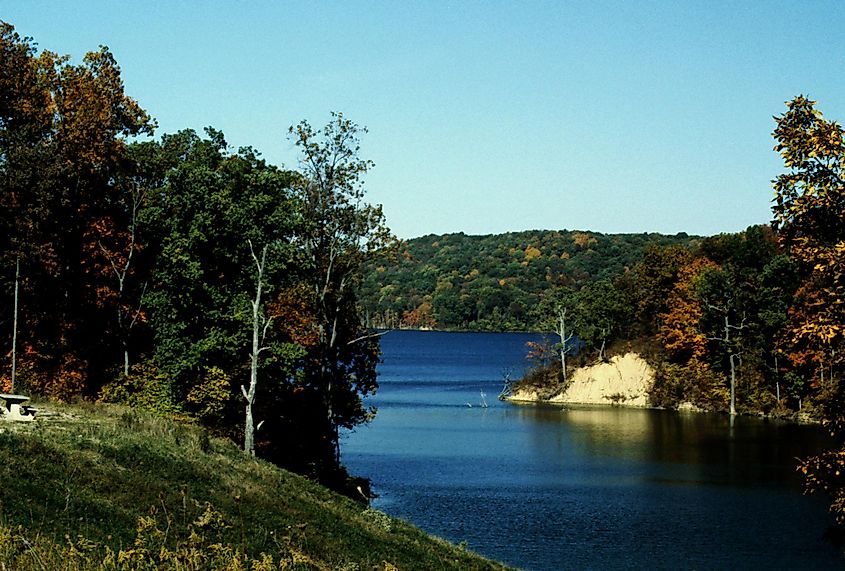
[0,22,389,494]
[360,230,697,330]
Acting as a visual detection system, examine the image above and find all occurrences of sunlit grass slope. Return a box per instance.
[0,403,512,570]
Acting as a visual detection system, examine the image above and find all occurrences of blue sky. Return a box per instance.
[5,1,845,239]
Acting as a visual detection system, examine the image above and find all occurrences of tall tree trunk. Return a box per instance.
[243,243,268,456]
[726,316,735,416]
[706,307,744,417]
[11,256,19,393]
[729,353,736,416]
[557,307,574,384]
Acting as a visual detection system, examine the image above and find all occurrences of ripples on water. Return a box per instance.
[343,331,844,570]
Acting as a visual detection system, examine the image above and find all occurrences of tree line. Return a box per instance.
[0,22,390,493]
[363,92,845,524]
[360,229,696,330]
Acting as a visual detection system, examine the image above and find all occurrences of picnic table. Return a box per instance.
[0,393,37,421]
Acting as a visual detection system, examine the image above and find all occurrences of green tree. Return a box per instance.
[289,113,392,481]
[574,279,633,361]
[141,129,299,433]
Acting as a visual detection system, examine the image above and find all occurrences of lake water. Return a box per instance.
[342,330,844,570]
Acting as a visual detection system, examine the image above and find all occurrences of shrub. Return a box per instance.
[187,366,232,423]
[98,361,183,416]
[650,360,728,411]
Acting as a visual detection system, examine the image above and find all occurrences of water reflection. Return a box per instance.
[344,331,844,570]
[507,404,831,489]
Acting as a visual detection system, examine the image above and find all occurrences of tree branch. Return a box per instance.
[347,330,388,346]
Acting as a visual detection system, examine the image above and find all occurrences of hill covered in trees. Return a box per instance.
[360,230,697,331]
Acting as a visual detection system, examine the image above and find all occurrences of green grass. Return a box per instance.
[0,403,513,570]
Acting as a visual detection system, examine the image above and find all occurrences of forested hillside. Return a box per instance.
[360,230,697,330]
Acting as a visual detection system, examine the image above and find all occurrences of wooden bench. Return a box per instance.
[0,393,37,422]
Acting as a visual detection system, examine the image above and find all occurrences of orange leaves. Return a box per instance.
[400,302,436,330]
[779,275,845,373]
[525,340,554,366]
[657,258,717,362]
[28,355,87,401]
[81,215,135,307]
[267,283,319,348]
[54,47,153,169]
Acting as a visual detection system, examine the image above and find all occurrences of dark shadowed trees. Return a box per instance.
[287,113,392,481]
[0,22,153,396]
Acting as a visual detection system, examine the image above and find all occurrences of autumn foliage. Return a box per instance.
[657,258,717,363]
[0,23,385,491]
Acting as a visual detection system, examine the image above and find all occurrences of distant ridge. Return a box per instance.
[361,229,698,331]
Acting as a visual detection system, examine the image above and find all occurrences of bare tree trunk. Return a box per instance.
[557,307,574,384]
[705,305,745,417]
[724,315,734,416]
[729,353,737,416]
[11,256,19,393]
[243,243,269,456]
[101,185,146,378]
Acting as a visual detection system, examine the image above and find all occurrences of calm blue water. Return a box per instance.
[342,330,844,570]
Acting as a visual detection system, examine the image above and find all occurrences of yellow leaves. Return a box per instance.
[524,245,542,261]
[797,322,843,345]
[573,232,597,248]
[657,258,718,361]
[187,367,232,421]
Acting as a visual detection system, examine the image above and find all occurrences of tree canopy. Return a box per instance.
[0,23,386,493]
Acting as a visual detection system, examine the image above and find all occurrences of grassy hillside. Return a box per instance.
[361,230,698,331]
[0,403,511,570]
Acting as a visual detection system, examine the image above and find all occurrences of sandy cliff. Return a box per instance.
[509,352,654,407]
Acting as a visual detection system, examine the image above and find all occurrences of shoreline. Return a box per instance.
[507,352,654,408]
[505,352,820,424]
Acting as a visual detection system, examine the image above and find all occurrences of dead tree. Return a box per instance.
[596,325,610,363]
[705,302,747,416]
[557,306,575,384]
[499,367,515,400]
[242,241,272,456]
